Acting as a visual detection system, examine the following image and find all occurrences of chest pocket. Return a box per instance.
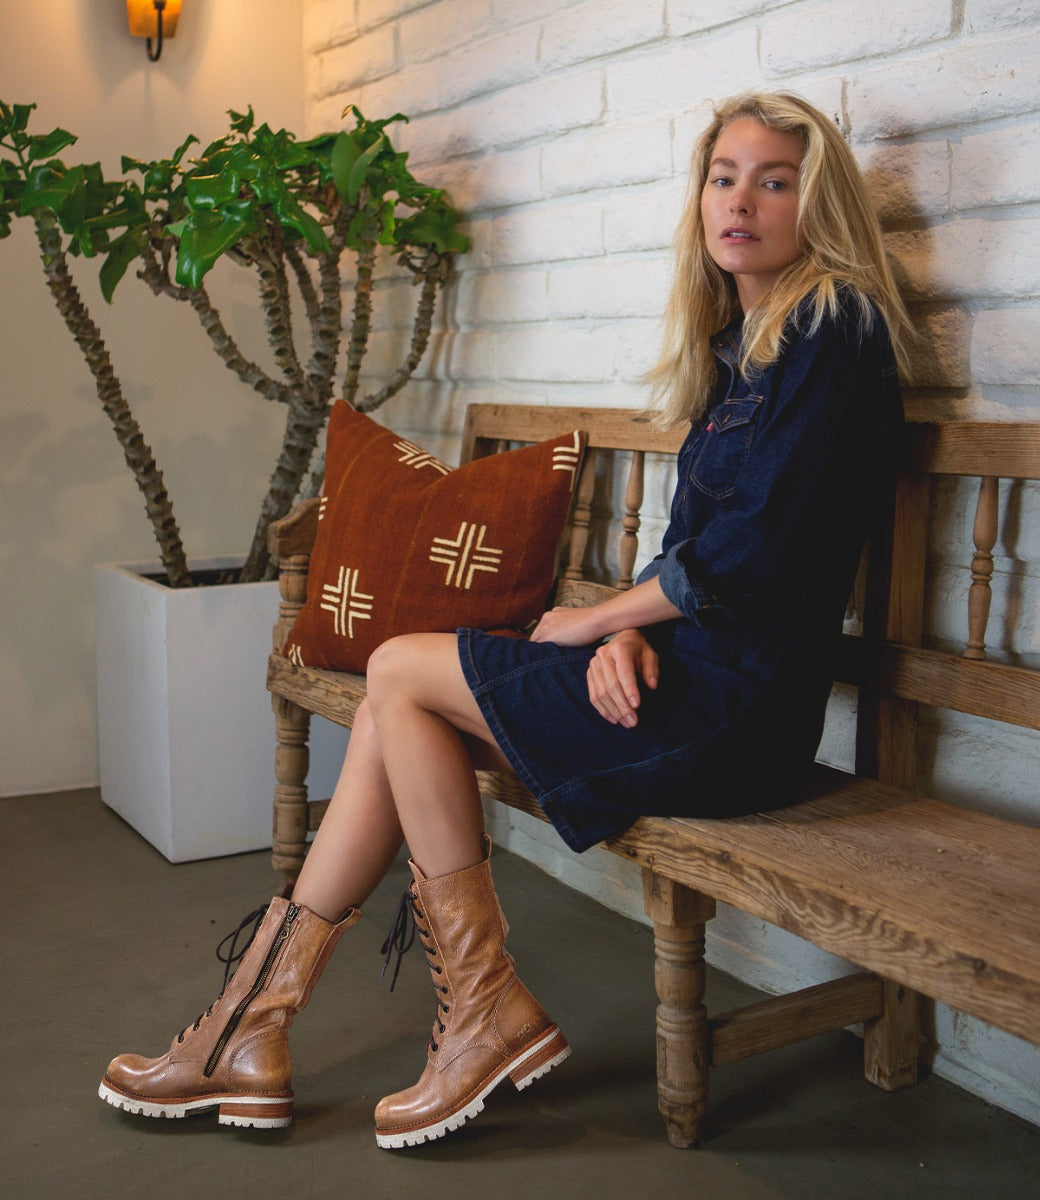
[689,395,763,500]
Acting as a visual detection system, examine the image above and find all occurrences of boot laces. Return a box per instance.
[176,902,269,1043]
[379,887,450,1050]
[379,888,416,992]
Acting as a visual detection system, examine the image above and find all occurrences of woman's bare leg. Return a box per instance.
[292,633,509,916]
[364,632,512,880]
[291,701,404,919]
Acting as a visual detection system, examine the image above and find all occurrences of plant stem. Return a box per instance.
[139,247,292,405]
[34,212,193,587]
[239,400,326,582]
[358,265,440,413]
[343,241,376,408]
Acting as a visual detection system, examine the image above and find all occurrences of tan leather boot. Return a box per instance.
[374,840,570,1148]
[99,897,360,1129]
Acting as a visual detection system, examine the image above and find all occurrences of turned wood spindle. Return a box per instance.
[563,449,596,580]
[964,475,998,661]
[617,450,645,591]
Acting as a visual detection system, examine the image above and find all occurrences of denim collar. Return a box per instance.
[711,313,744,369]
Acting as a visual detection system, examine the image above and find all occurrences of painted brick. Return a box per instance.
[458,215,495,270]
[491,0,563,24]
[401,69,604,160]
[848,31,1040,139]
[905,306,971,388]
[966,0,1040,34]
[953,120,1040,210]
[603,179,687,254]
[457,268,550,325]
[668,0,779,37]
[542,117,674,198]
[316,25,398,97]
[446,328,497,380]
[489,198,606,266]
[972,308,1040,385]
[545,255,671,320]
[762,0,950,77]
[305,93,354,137]
[352,64,441,127]
[613,316,666,379]
[496,323,623,382]
[416,146,545,214]
[359,0,431,29]
[856,139,951,223]
[539,0,665,71]
[606,29,759,122]
[303,1,358,52]
[886,217,1040,301]
[398,0,494,65]
[437,27,542,109]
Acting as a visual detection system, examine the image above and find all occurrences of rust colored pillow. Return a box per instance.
[282,402,586,672]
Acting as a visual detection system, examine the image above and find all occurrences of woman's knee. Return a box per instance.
[366,634,427,708]
[367,632,469,718]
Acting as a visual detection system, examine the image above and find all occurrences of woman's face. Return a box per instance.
[700,117,805,310]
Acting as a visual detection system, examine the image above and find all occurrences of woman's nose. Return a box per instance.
[729,186,752,214]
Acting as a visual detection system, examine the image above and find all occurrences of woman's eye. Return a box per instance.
[764,179,786,191]
[710,176,732,187]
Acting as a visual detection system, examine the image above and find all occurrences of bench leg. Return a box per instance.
[863,978,921,1091]
[642,869,717,1148]
[271,695,311,882]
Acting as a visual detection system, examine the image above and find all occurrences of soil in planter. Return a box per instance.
[143,566,245,588]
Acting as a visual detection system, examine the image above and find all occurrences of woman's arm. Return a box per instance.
[528,576,681,647]
[528,578,681,727]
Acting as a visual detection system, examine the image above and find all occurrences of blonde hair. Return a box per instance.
[647,92,913,428]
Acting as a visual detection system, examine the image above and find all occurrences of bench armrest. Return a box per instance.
[268,497,321,559]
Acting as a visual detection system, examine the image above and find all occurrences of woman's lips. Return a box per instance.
[722,227,757,240]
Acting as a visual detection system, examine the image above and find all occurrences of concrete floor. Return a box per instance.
[3,790,1038,1200]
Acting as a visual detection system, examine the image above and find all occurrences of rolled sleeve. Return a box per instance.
[636,547,732,626]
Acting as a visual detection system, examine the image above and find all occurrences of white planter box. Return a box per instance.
[94,557,347,863]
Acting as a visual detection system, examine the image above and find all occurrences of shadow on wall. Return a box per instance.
[75,1,214,93]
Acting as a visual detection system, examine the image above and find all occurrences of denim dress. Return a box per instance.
[458,296,904,852]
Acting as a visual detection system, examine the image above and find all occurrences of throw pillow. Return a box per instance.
[282,401,586,672]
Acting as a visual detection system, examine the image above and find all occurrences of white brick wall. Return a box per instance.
[303,0,1040,1125]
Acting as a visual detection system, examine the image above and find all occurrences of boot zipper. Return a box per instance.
[203,903,299,1078]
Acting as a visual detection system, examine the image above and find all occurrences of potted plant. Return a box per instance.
[0,101,468,859]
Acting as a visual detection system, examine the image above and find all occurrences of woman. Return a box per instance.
[99,92,912,1148]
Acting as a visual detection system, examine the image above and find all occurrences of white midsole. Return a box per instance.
[97,1081,291,1125]
[375,1028,571,1150]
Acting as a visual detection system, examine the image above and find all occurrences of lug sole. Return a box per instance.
[375,1026,571,1150]
[98,1080,293,1128]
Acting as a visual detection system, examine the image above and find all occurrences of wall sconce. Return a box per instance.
[126,0,183,62]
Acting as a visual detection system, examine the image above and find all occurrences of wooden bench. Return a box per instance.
[267,402,1040,1147]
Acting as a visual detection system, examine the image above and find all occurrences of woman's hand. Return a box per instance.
[528,605,600,647]
[586,629,659,728]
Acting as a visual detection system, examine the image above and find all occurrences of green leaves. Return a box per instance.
[331,128,387,205]
[1,101,139,279]
[1,99,469,294]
